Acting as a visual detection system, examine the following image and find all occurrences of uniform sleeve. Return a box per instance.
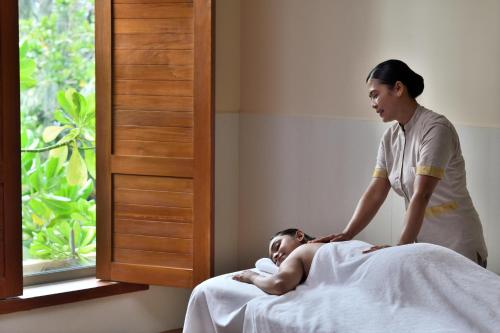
[417,124,454,179]
[372,139,388,178]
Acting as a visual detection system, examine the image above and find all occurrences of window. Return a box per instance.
[0,0,213,302]
[19,0,97,286]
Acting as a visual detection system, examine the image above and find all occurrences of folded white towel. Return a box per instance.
[255,258,278,275]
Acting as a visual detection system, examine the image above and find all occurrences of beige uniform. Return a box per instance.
[373,105,487,263]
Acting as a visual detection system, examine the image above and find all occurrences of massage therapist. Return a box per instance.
[313,59,488,267]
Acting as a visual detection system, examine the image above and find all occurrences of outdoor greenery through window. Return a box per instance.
[19,0,96,280]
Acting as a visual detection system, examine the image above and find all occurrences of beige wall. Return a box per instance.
[238,0,500,274]
[214,0,240,275]
[241,0,500,128]
[216,0,240,113]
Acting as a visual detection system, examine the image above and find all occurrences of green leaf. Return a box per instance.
[59,221,71,240]
[57,128,80,145]
[73,222,82,246]
[80,227,96,247]
[45,157,60,179]
[31,214,45,227]
[67,142,87,186]
[54,109,72,125]
[76,179,94,200]
[78,244,96,255]
[46,227,66,246]
[28,168,40,192]
[29,198,51,219]
[84,149,96,179]
[20,57,37,90]
[57,89,76,119]
[41,193,72,202]
[42,126,65,142]
[40,194,72,215]
[29,244,52,258]
[82,128,95,141]
[48,145,68,171]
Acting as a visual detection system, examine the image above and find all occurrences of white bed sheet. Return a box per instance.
[183,241,500,333]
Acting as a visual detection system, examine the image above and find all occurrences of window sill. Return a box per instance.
[0,277,148,315]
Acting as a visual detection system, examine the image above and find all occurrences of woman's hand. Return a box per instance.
[362,244,391,254]
[309,232,353,243]
[232,270,260,284]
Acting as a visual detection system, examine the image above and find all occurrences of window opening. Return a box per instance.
[19,0,96,285]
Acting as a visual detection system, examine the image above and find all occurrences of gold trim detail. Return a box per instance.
[416,165,444,179]
[425,201,458,218]
[372,168,388,178]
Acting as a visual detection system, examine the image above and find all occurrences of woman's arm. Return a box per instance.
[398,174,439,244]
[232,260,303,295]
[312,177,391,243]
[363,174,439,253]
[233,249,307,295]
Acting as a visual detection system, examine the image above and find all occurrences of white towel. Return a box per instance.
[255,258,278,275]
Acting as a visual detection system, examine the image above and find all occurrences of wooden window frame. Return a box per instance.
[0,0,214,313]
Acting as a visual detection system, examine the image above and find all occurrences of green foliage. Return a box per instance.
[20,0,96,267]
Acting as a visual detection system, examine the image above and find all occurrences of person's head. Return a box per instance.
[366,59,424,123]
[269,228,314,266]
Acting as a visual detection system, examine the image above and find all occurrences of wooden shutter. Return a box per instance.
[96,0,213,287]
[0,0,23,299]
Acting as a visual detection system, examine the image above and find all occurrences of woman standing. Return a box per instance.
[313,59,488,266]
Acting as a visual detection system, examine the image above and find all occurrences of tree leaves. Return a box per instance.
[42,125,65,142]
[67,141,88,186]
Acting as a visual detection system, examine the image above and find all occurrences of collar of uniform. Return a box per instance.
[398,105,422,133]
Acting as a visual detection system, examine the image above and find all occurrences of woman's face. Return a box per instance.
[269,233,303,266]
[367,79,401,123]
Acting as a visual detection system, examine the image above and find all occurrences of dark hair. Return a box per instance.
[273,228,315,244]
[366,59,424,98]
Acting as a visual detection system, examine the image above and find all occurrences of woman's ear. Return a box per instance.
[394,81,405,97]
[295,230,305,241]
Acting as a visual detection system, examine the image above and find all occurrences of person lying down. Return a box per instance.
[232,228,490,296]
[232,228,320,295]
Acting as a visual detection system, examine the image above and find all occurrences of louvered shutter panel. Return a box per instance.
[96,0,213,287]
[0,0,23,299]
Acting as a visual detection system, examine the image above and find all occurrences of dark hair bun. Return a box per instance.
[366,59,424,98]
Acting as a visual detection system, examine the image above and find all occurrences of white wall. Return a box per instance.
[239,0,500,274]
[0,287,191,333]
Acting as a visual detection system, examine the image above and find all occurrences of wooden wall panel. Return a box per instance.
[111,156,193,178]
[114,249,192,268]
[115,219,192,238]
[114,126,192,142]
[114,110,193,128]
[114,19,192,34]
[114,188,192,207]
[0,0,22,298]
[114,50,193,65]
[0,185,4,277]
[114,174,193,192]
[115,204,192,223]
[114,65,192,80]
[114,80,193,96]
[114,0,192,4]
[114,95,192,111]
[113,3,193,18]
[97,0,213,288]
[114,234,192,253]
[113,141,192,158]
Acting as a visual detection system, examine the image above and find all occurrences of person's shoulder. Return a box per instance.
[380,122,400,143]
[292,243,323,259]
[418,106,453,129]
